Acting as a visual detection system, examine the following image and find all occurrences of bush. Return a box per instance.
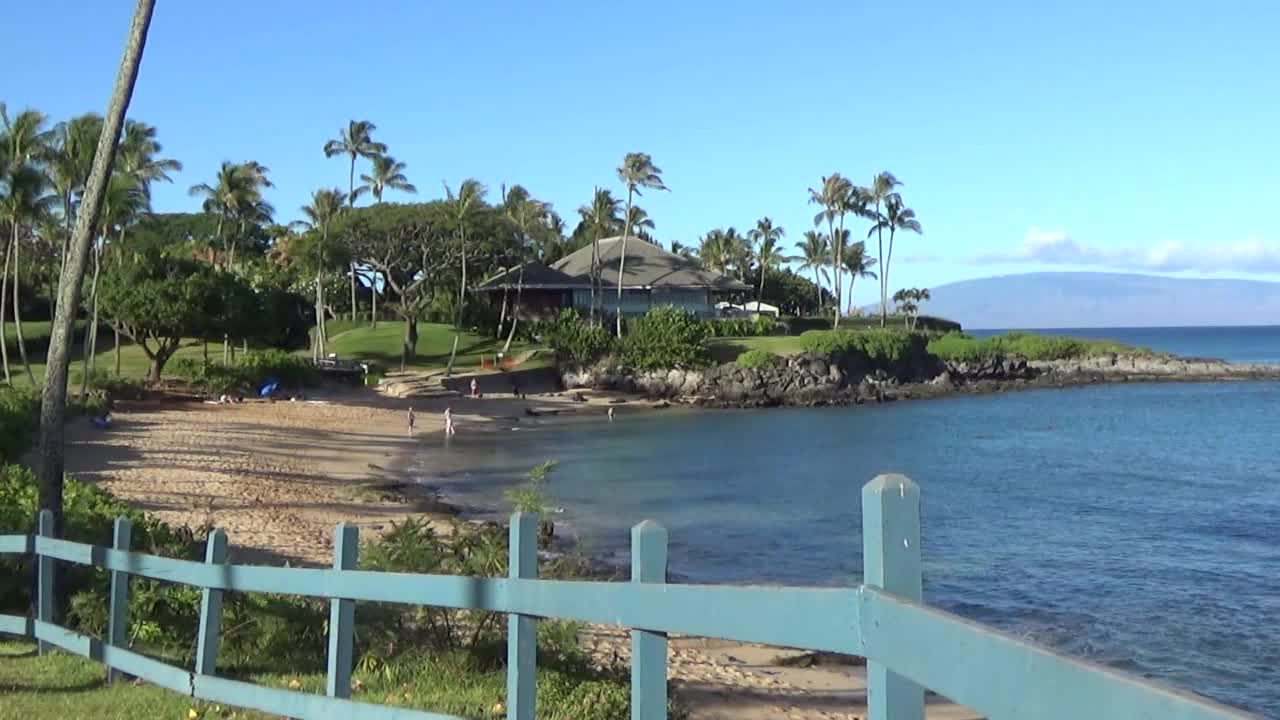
[171,351,318,395]
[0,387,39,463]
[926,331,1154,363]
[619,306,709,370]
[529,310,616,366]
[735,349,780,369]
[705,316,777,338]
[799,329,926,370]
[239,349,317,388]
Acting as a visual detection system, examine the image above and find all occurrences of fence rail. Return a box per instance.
[0,474,1257,720]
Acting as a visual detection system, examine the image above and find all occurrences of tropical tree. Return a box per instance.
[575,187,621,323]
[747,217,787,302]
[724,227,753,281]
[295,188,347,360]
[841,237,878,317]
[866,171,903,326]
[624,205,655,240]
[325,120,388,322]
[808,173,853,327]
[615,152,667,337]
[892,287,931,330]
[869,193,922,323]
[795,230,830,313]
[442,179,487,373]
[39,0,157,542]
[118,120,181,195]
[670,240,698,260]
[1,104,52,384]
[188,160,273,266]
[46,113,103,271]
[501,185,549,352]
[355,154,416,328]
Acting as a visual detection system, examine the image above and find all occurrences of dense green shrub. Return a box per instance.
[0,388,39,463]
[735,349,780,369]
[705,316,777,338]
[171,351,318,395]
[799,329,926,369]
[528,310,616,366]
[239,349,317,388]
[926,331,1154,362]
[619,306,710,370]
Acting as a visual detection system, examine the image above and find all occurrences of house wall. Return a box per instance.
[570,288,713,317]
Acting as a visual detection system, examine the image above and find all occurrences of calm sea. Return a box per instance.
[420,325,1280,714]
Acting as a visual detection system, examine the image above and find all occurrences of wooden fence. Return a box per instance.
[0,475,1258,720]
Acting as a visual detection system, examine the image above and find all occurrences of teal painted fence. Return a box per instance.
[0,475,1258,720]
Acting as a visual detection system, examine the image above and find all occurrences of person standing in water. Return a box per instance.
[470,378,479,399]
[444,406,456,435]
[607,407,614,422]
[407,406,415,435]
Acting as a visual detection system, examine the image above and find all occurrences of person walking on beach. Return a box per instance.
[407,406,415,435]
[470,378,479,399]
[443,406,456,435]
[607,407,614,422]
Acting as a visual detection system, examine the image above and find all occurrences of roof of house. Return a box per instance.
[477,236,749,292]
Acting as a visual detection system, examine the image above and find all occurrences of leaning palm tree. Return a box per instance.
[443,179,487,373]
[866,171,903,325]
[841,238,878,317]
[296,188,347,360]
[747,217,787,302]
[615,152,667,337]
[324,120,387,321]
[575,187,621,324]
[39,0,157,531]
[357,154,416,203]
[795,230,830,313]
[502,187,549,352]
[808,174,853,327]
[869,194,922,322]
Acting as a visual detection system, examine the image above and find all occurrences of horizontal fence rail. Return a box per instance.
[0,475,1259,720]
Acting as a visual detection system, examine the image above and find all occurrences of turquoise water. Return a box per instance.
[424,327,1280,714]
[971,325,1280,364]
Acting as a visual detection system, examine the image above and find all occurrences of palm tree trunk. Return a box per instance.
[827,219,839,328]
[79,243,102,402]
[616,187,634,338]
[876,202,887,327]
[497,288,509,339]
[0,235,12,385]
[114,326,121,376]
[758,264,766,305]
[349,262,357,323]
[589,231,600,324]
[812,268,822,316]
[347,155,357,324]
[370,270,378,329]
[446,229,466,375]
[11,224,34,384]
[502,265,525,354]
[885,227,897,321]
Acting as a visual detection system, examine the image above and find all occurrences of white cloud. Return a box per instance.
[978,228,1280,274]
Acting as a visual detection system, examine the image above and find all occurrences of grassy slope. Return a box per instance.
[326,323,549,372]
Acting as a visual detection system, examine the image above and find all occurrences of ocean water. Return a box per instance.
[420,327,1280,714]
[970,325,1280,364]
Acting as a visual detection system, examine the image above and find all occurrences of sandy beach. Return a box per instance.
[64,383,977,720]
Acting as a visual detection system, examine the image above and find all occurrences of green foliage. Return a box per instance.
[927,331,1154,362]
[735,349,780,369]
[239,349,317,387]
[528,310,616,366]
[170,351,317,395]
[705,316,777,338]
[799,329,927,370]
[619,306,710,370]
[504,460,557,514]
[0,387,40,463]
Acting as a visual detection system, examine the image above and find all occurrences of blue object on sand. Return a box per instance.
[259,380,280,397]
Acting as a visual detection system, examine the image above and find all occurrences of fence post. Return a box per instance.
[506,512,537,720]
[36,509,54,655]
[631,520,669,720]
[106,517,134,684]
[195,529,228,676]
[326,523,358,699]
[862,474,925,720]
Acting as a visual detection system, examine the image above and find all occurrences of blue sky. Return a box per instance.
[5,0,1280,303]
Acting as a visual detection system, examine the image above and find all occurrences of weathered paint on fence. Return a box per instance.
[0,476,1259,720]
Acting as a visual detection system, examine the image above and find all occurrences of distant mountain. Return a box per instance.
[908,272,1280,329]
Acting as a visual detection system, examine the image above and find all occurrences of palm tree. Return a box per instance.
[81,172,147,400]
[39,0,157,538]
[296,188,347,360]
[502,186,549,353]
[892,288,931,329]
[357,154,416,203]
[615,152,667,337]
[723,227,752,281]
[670,240,698,260]
[808,174,853,327]
[841,238,878,317]
[1,104,52,384]
[443,179,487,373]
[325,120,388,323]
[575,187,621,324]
[795,230,830,313]
[866,171,903,326]
[624,205,655,240]
[118,120,181,196]
[869,194,922,322]
[188,161,273,266]
[747,217,787,302]
[46,114,103,274]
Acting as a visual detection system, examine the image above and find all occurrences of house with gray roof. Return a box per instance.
[475,236,749,319]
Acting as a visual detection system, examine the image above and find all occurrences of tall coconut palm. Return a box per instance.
[1,104,52,384]
[795,230,830,313]
[296,188,347,361]
[443,179,487,374]
[808,174,852,327]
[502,186,549,352]
[615,152,667,337]
[40,0,157,536]
[575,187,621,323]
[188,160,273,267]
[81,172,147,400]
[357,154,415,327]
[723,227,752,281]
[623,205,655,240]
[670,240,697,260]
[866,171,903,325]
[47,114,105,273]
[841,238,878,316]
[869,194,922,321]
[357,154,416,204]
[325,121,387,322]
[747,217,787,302]
[118,120,181,196]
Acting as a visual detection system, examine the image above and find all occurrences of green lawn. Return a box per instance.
[707,336,808,364]
[325,323,549,372]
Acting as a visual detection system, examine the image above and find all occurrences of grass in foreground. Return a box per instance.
[326,323,549,372]
[0,640,632,720]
